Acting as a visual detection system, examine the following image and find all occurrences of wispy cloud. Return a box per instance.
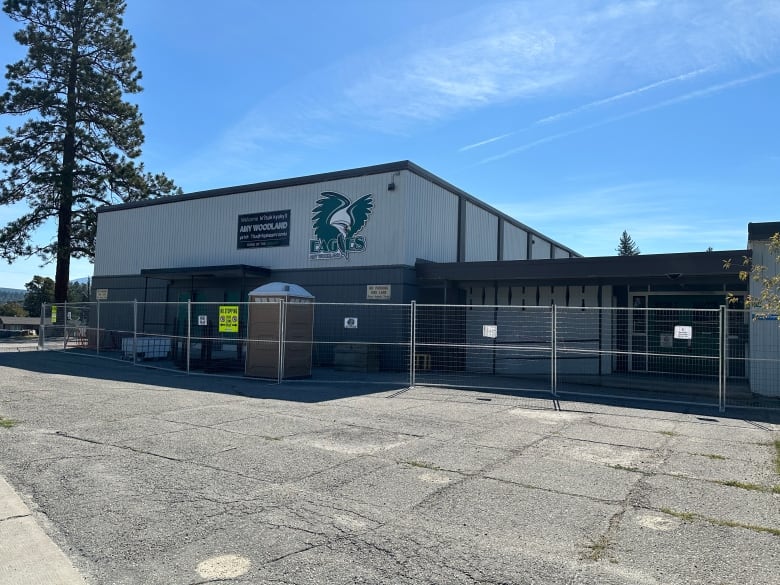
[534,67,713,125]
[459,132,516,152]
[481,68,780,163]
[182,0,780,181]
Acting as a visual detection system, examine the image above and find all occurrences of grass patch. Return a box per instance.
[659,508,780,537]
[660,507,696,522]
[0,416,18,429]
[404,460,444,471]
[582,535,611,561]
[709,518,780,537]
[714,479,780,494]
[608,464,644,474]
[716,480,769,492]
[695,453,726,460]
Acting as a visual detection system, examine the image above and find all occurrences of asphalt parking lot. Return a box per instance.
[0,350,778,584]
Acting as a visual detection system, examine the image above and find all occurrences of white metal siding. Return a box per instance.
[464,202,498,262]
[749,240,780,396]
[404,172,459,264]
[553,246,570,259]
[96,171,435,275]
[502,224,528,260]
[531,238,552,260]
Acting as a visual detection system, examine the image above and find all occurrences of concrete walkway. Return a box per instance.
[0,476,87,584]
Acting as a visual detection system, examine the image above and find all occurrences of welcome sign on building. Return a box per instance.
[237,210,290,249]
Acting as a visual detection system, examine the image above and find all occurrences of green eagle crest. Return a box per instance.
[311,191,374,259]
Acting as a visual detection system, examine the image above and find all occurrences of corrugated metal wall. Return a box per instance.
[531,238,552,260]
[749,239,780,396]
[502,224,529,260]
[96,171,434,275]
[95,165,577,279]
[464,202,499,261]
[404,173,459,264]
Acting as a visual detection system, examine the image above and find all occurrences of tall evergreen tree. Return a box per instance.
[22,274,54,316]
[616,230,640,256]
[0,0,179,301]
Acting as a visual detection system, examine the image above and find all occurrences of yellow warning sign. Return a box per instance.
[219,305,239,333]
[51,306,57,324]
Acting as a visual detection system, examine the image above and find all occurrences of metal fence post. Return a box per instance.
[96,300,100,356]
[409,301,416,388]
[719,305,726,413]
[39,303,46,350]
[186,299,191,374]
[133,300,138,365]
[63,300,68,349]
[277,299,285,384]
[551,303,558,397]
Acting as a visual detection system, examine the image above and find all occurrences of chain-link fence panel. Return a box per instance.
[29,300,779,410]
[556,307,722,407]
[305,302,412,386]
[414,304,554,397]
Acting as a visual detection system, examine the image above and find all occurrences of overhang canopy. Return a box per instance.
[416,249,750,287]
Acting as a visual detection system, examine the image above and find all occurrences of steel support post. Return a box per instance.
[551,304,558,397]
[186,300,191,374]
[409,301,416,388]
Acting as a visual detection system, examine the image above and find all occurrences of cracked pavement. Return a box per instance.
[0,351,778,584]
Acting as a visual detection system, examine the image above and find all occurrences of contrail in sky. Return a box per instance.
[480,68,780,164]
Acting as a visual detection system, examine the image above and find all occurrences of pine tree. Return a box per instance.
[0,0,180,301]
[616,230,640,256]
[22,275,54,317]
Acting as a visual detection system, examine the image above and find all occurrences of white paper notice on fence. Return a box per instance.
[344,317,358,329]
[483,325,498,338]
[673,325,692,340]
[198,315,208,326]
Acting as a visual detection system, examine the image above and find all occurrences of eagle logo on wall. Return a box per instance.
[310,191,374,260]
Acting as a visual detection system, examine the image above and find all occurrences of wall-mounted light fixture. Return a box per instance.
[388,171,400,191]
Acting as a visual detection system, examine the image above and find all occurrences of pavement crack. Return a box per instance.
[0,513,30,523]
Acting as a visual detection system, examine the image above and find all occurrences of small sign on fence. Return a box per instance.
[344,317,358,329]
[95,288,108,300]
[483,324,498,338]
[673,325,693,340]
[197,315,208,326]
[218,305,239,333]
[51,306,57,324]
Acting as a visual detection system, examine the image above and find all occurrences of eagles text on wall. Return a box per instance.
[309,191,374,260]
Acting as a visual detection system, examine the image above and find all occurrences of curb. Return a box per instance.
[0,475,87,585]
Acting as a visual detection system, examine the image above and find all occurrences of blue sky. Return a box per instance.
[1,0,779,289]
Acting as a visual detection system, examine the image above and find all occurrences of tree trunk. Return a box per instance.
[54,3,84,302]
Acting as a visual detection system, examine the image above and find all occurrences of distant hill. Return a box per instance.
[0,288,25,302]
